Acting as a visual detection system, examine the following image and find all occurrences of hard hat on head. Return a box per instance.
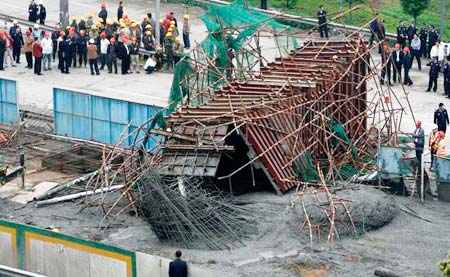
[26,30,31,36]
[91,25,97,30]
[106,18,112,25]
[101,2,106,8]
[394,43,401,49]
[96,22,102,27]
[170,20,175,25]
[383,44,389,51]
[415,120,422,127]
[144,15,149,19]
[69,30,75,36]
[13,20,18,25]
[98,18,104,23]
[44,31,50,37]
[65,26,70,30]
[55,24,60,30]
[132,22,138,27]
[432,124,439,130]
[34,23,40,29]
[89,38,95,44]
[146,30,152,35]
[80,16,85,21]
[159,19,164,23]
[403,46,409,52]
[120,22,126,28]
[166,13,171,18]
[113,18,118,23]
[70,26,75,32]
[174,36,180,42]
[0,32,4,37]
[183,15,189,20]
[100,32,106,38]
[88,12,94,18]
[72,16,77,21]
[439,131,445,138]
[166,32,172,37]
[145,24,151,29]
[59,31,66,37]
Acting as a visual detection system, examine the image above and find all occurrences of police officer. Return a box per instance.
[428,25,438,59]
[427,58,440,92]
[434,103,450,133]
[406,20,416,45]
[419,23,428,58]
[396,20,407,48]
[444,57,450,98]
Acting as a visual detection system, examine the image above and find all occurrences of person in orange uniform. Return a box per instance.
[429,124,439,169]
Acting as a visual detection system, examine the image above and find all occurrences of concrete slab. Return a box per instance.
[232,257,261,267]
[275,249,299,258]
[10,181,59,204]
[257,250,274,260]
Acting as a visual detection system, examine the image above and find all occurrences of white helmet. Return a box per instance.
[38,0,43,4]
[89,38,95,44]
[432,124,439,130]
[34,23,40,29]
[12,20,18,25]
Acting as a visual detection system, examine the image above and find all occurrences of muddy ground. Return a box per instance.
[1,185,449,277]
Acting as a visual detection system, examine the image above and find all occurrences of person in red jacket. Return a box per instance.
[33,37,43,75]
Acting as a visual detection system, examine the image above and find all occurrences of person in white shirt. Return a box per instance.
[410,34,421,70]
[430,39,445,70]
[41,31,53,70]
[99,32,110,70]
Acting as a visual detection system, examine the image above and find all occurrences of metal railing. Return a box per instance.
[0,265,47,277]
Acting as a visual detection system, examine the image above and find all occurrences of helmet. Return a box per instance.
[143,15,148,20]
[131,22,138,27]
[113,18,118,23]
[174,36,180,43]
[165,32,172,37]
[44,31,50,37]
[403,47,410,52]
[69,30,75,36]
[65,26,70,30]
[110,37,116,42]
[394,43,401,49]
[72,16,77,21]
[89,38,95,44]
[159,19,164,24]
[106,18,112,25]
[168,27,173,32]
[145,24,151,29]
[91,26,97,30]
[70,26,75,32]
[170,20,175,25]
[25,30,31,36]
[96,22,102,27]
[183,15,189,20]
[80,16,85,21]
[169,24,175,28]
[166,13,171,18]
[0,32,4,37]
[146,30,152,35]
[13,20,18,24]
[439,131,445,138]
[34,23,40,29]
[415,120,422,127]
[98,18,104,23]
[101,3,106,8]
[80,30,86,35]
[88,12,94,18]
[100,32,107,38]
[432,124,439,130]
[55,24,60,30]
[120,22,126,28]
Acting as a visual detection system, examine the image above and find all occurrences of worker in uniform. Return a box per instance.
[396,20,407,49]
[64,31,74,73]
[24,30,33,69]
[429,124,439,170]
[78,17,87,32]
[87,38,100,75]
[426,58,439,92]
[117,1,124,19]
[70,17,78,33]
[12,27,24,64]
[406,20,416,45]
[77,30,88,67]
[434,103,450,133]
[86,13,94,30]
[419,23,428,58]
[317,5,328,39]
[182,15,190,49]
[159,19,166,46]
[57,31,67,73]
[154,46,163,70]
[402,47,413,86]
[68,29,78,67]
[164,31,174,70]
[411,120,425,167]
[129,36,140,73]
[437,131,448,159]
[51,24,60,62]
[107,36,118,74]
[28,0,38,22]
[172,36,184,65]
[38,0,46,25]
[410,34,421,70]
[428,25,438,59]
[444,57,450,98]
[98,3,108,24]
[143,30,154,61]
[380,44,392,86]
[392,43,403,84]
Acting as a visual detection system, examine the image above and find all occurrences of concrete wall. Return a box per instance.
[0,220,234,277]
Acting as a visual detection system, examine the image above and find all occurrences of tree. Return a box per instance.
[400,0,430,23]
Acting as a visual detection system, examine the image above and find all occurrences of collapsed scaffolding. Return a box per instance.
[10,0,416,249]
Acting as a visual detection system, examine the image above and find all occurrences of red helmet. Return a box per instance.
[55,24,60,30]
[100,32,107,38]
[4,30,8,35]
[69,30,75,36]
[70,26,75,32]
[110,37,116,42]
[0,32,4,37]
[383,44,389,51]
[394,43,401,49]
[79,30,85,35]
[101,2,106,8]
[59,31,65,37]
[25,30,31,36]
[415,120,422,127]
[439,131,445,138]
[403,46,410,52]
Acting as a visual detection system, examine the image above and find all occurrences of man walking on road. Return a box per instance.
[169,250,188,277]
[434,103,449,133]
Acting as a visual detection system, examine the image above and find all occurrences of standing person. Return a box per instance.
[9,20,18,37]
[117,1,124,19]
[143,30,155,56]
[28,0,38,22]
[64,33,73,73]
[4,31,15,68]
[317,5,328,39]
[164,31,174,70]
[444,57,450,98]
[402,47,413,86]
[172,37,184,65]
[117,35,130,74]
[12,27,24,64]
[98,3,108,24]
[78,17,87,32]
[406,20,416,45]
[434,103,450,133]
[77,30,88,68]
[99,32,109,70]
[436,131,448,159]
[41,31,52,70]
[0,32,5,71]
[32,24,42,40]
[68,30,77,67]
[427,58,440,92]
[430,39,445,71]
[154,46,163,70]
[182,15,190,49]
[70,17,79,33]
[428,25,438,59]
[58,31,68,73]
[419,23,428,58]
[107,36,118,74]
[429,124,439,170]
[380,44,392,86]
[129,36,140,73]
[396,20,407,48]
[32,38,43,75]
[410,34,421,70]
[87,38,100,75]
[24,30,33,69]
[168,250,188,277]
[392,43,403,84]
[86,13,94,30]
[411,121,425,167]
[148,13,156,35]
[38,0,46,25]
[51,24,60,62]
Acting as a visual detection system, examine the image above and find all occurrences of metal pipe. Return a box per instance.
[0,265,47,277]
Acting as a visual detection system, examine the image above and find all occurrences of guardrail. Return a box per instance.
[0,265,47,277]
[191,0,397,40]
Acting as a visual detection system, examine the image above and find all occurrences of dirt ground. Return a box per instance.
[1,184,449,277]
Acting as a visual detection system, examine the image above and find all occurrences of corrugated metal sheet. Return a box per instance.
[53,88,163,148]
[436,157,450,182]
[0,79,19,125]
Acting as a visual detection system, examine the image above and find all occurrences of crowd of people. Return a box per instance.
[0,1,191,75]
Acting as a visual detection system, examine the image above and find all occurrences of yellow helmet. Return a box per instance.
[98,18,104,23]
[96,22,102,27]
[80,16,85,21]
[146,30,152,35]
[168,28,173,32]
[120,22,126,28]
[113,17,118,23]
[169,24,175,29]
[106,18,112,25]
[91,25,97,30]
[145,24,151,29]
[159,19,164,24]
[170,20,175,25]
[143,15,149,20]
[165,32,172,37]
[174,36,180,43]
[183,15,189,20]
[88,12,94,18]
[72,16,77,21]
[131,22,138,27]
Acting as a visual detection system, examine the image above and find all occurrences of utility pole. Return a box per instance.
[440,0,445,38]
[60,0,69,27]
[155,0,161,47]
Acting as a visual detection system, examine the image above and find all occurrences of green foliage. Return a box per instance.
[400,0,430,22]
[437,252,450,276]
